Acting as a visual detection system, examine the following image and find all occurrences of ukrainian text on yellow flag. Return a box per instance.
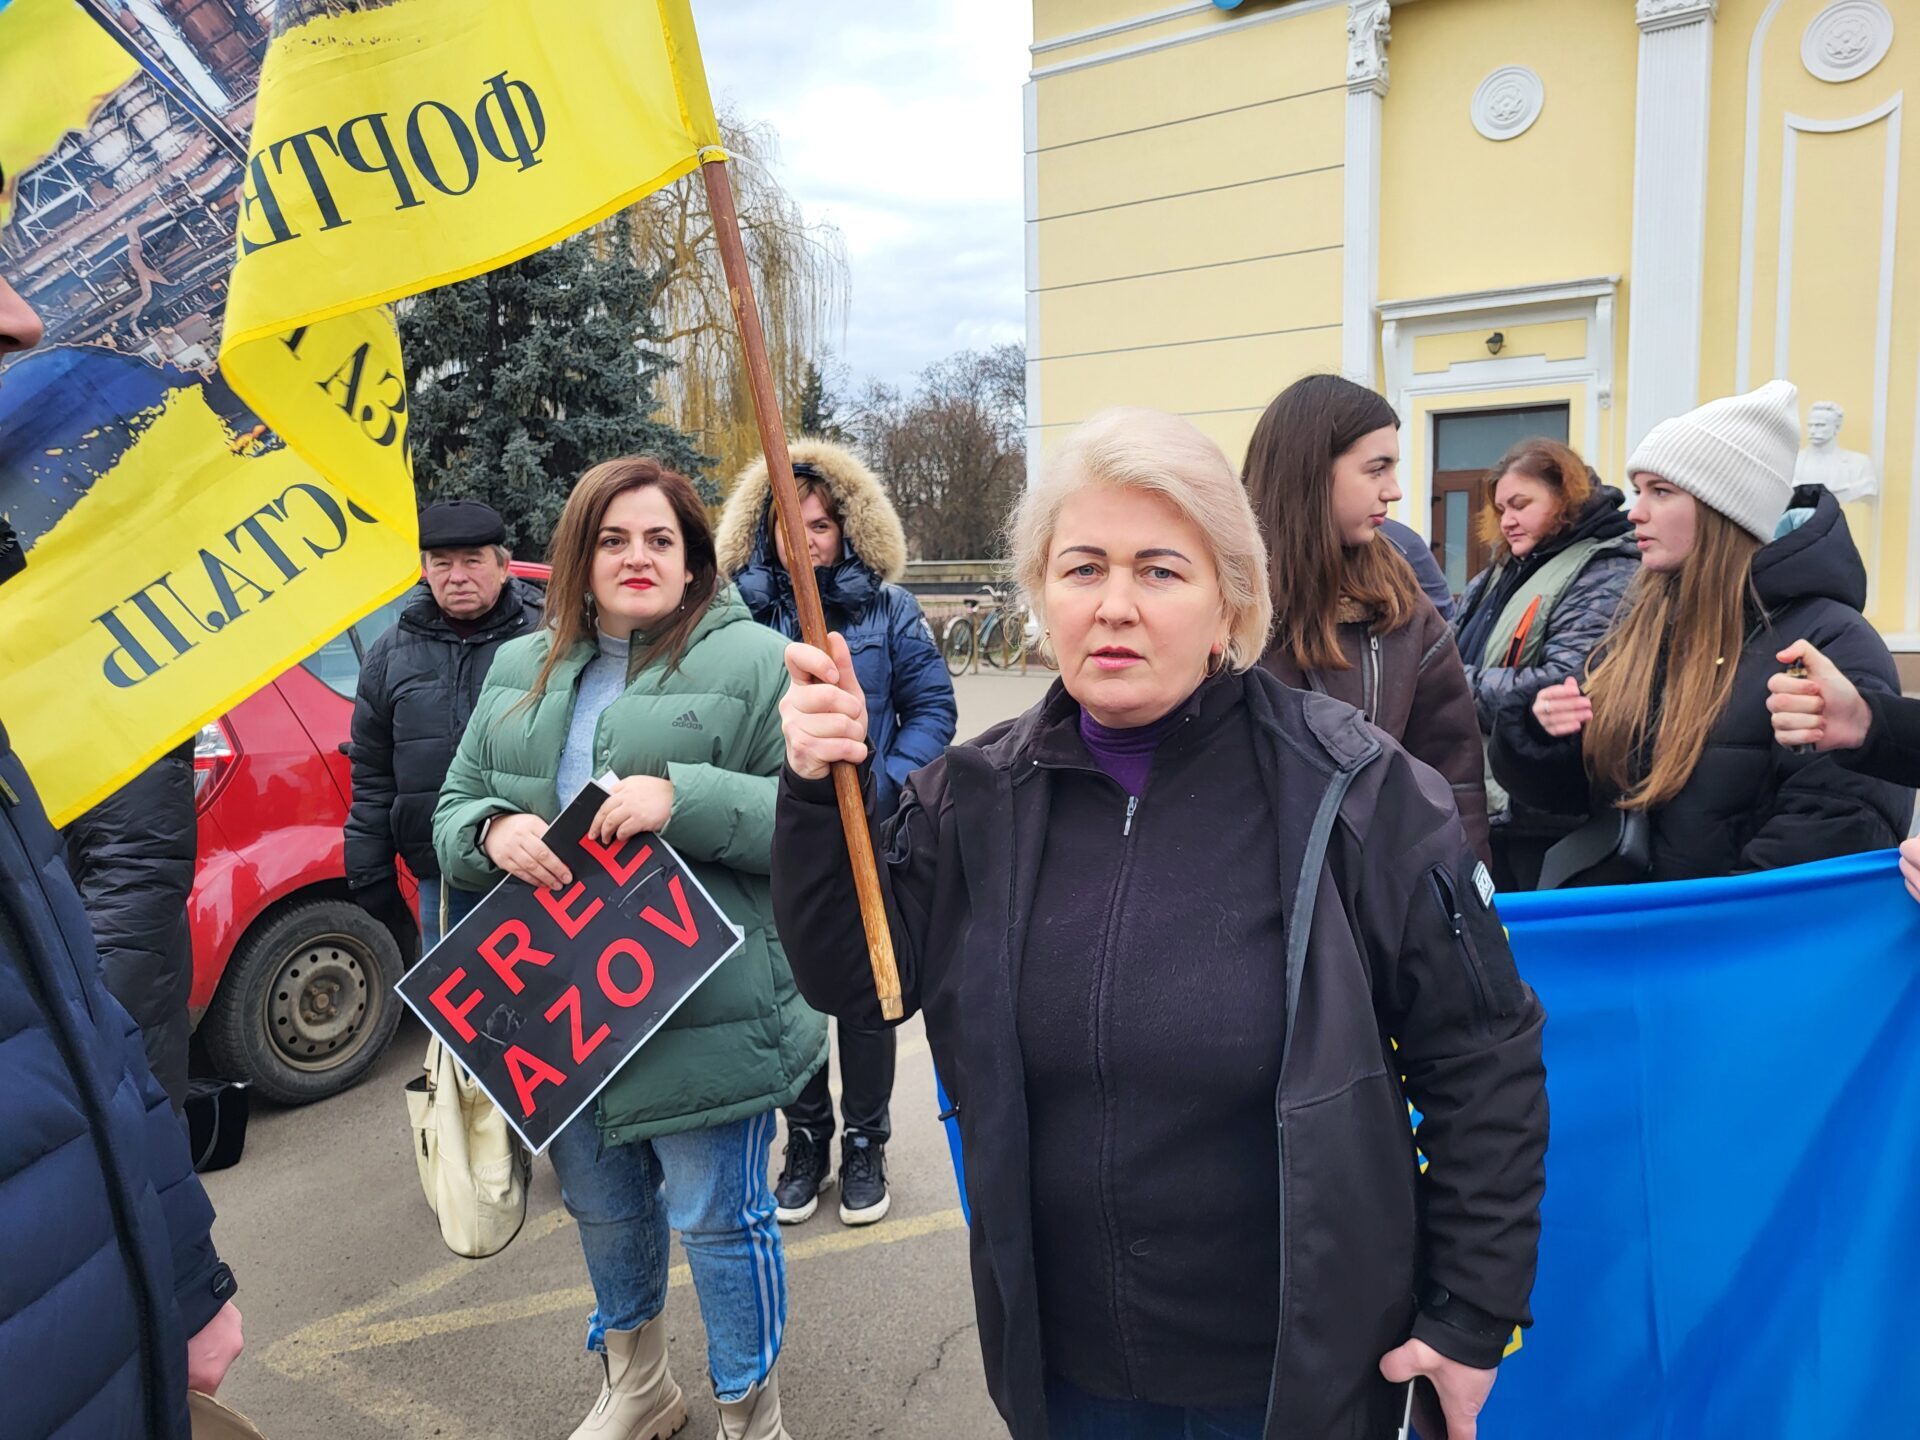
[0,0,422,826]
[219,0,725,537]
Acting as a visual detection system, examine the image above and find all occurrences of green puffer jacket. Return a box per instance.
[432,585,827,1145]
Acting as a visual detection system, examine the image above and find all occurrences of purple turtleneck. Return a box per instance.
[1077,702,1189,796]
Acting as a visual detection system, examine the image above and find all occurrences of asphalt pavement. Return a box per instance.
[204,666,1055,1440]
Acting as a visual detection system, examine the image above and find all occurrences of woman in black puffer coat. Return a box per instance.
[1453,440,1637,889]
[1492,382,1911,886]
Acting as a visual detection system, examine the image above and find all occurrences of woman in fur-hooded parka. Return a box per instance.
[717,440,957,819]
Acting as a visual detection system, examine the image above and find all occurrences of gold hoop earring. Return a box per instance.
[1206,649,1225,677]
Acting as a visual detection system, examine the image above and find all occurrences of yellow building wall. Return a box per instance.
[1029,1,1348,468]
[1031,0,1916,639]
[1701,0,1919,636]
[1376,0,1638,495]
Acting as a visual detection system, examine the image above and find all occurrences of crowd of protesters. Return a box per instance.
[4,243,1917,1440]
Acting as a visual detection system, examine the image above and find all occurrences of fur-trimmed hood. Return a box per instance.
[715,438,908,584]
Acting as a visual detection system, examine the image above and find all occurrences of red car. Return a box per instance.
[190,562,549,1104]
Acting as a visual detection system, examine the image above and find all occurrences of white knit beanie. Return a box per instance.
[1626,380,1801,542]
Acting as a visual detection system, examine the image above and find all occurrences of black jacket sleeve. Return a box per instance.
[1741,619,1911,872]
[344,640,399,893]
[1488,686,1595,819]
[771,762,942,1028]
[62,743,197,1109]
[1358,747,1548,1367]
[1839,689,1920,788]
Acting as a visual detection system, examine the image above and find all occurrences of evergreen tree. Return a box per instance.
[400,212,710,556]
[794,361,849,442]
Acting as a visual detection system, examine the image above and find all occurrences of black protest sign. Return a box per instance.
[397,781,743,1154]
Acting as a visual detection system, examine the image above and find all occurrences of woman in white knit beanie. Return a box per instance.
[1486,381,1911,886]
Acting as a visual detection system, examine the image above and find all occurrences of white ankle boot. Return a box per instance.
[715,1368,793,1440]
[567,1316,688,1440]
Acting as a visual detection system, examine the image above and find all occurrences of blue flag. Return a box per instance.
[938,850,1920,1434]
[1488,850,1920,1436]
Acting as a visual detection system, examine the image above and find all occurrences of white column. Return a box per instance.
[1624,0,1718,450]
[1023,80,1044,488]
[1342,0,1391,387]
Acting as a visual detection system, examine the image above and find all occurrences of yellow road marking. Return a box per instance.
[323,1206,967,1358]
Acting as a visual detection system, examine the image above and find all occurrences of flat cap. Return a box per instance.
[418,499,506,550]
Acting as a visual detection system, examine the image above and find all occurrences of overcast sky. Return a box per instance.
[693,1,1030,394]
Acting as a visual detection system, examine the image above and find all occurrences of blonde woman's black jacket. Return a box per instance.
[1491,487,1912,881]
[772,669,1548,1440]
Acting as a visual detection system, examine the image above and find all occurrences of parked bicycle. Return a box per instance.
[942,583,1029,676]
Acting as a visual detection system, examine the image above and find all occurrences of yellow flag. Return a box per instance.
[219,0,725,537]
[0,0,138,227]
[0,2,424,827]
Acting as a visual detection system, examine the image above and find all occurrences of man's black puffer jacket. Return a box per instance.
[63,740,196,1110]
[1491,487,1913,882]
[2,721,226,1440]
[344,576,543,892]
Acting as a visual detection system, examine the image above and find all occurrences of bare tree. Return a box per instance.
[851,344,1025,560]
[634,116,848,486]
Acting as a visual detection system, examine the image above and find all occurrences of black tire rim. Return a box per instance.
[263,931,381,1073]
[943,619,974,675]
[976,616,997,668]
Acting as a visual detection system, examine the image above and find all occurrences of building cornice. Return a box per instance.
[1637,0,1719,34]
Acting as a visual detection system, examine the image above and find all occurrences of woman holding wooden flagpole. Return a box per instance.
[771,407,1549,1440]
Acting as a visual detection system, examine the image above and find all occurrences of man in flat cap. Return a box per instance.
[346,501,544,953]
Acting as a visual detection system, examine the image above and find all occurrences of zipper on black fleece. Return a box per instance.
[1428,866,1492,1031]
[1091,782,1143,1389]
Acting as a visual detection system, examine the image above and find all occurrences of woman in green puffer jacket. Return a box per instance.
[433,457,824,1440]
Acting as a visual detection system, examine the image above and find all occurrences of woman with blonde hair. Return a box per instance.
[1451,439,1637,889]
[771,407,1547,1440]
[1245,374,1491,860]
[434,457,824,1440]
[1493,382,1910,887]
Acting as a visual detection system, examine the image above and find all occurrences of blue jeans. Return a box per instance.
[417,876,479,955]
[547,1109,786,1401]
[1045,1375,1268,1440]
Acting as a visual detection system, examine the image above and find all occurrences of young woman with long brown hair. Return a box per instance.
[434,457,824,1440]
[1246,374,1491,859]
[1451,439,1637,889]
[1491,382,1911,886]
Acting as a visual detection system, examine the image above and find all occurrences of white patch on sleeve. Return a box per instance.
[1473,861,1497,909]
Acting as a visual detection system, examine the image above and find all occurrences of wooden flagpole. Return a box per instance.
[700,157,903,1021]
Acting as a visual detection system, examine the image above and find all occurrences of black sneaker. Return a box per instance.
[838,1133,890,1226]
[774,1125,831,1224]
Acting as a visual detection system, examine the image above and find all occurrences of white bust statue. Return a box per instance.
[1795,401,1878,504]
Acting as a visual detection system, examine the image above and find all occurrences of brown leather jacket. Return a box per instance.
[1262,596,1491,861]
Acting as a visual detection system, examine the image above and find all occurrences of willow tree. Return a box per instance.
[634,116,848,488]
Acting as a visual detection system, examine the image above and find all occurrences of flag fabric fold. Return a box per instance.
[217,0,726,536]
[1,0,725,825]
[1484,852,1918,1435]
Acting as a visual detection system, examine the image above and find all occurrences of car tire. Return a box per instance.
[203,898,405,1105]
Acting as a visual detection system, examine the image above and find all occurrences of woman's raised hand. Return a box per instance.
[780,633,870,780]
[1767,639,1871,752]
[1532,675,1593,738]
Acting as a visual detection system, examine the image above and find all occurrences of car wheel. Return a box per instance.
[204,898,405,1105]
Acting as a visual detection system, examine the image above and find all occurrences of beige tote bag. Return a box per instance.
[404,1034,531,1258]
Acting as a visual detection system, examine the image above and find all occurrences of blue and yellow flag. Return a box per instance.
[0,0,420,825]
[0,0,724,825]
